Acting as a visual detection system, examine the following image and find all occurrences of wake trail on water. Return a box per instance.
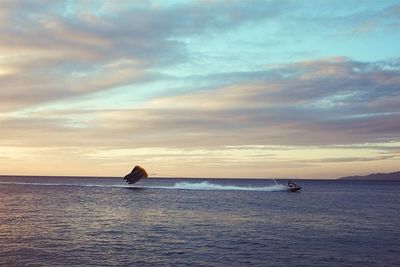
[0,181,286,192]
[164,181,286,191]
[0,181,129,188]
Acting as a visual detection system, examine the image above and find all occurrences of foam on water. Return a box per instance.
[168,181,286,191]
[0,181,286,192]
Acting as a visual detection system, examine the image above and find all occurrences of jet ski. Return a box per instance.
[286,180,301,192]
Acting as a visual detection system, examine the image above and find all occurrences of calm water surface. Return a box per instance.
[0,177,399,266]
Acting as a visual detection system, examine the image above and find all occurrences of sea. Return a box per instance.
[0,176,399,266]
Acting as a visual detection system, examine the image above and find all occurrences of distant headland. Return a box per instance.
[339,171,400,181]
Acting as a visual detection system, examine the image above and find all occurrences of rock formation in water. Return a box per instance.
[123,165,148,184]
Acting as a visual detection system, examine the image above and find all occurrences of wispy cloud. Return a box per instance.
[0,0,293,111]
[1,1,399,110]
[2,58,399,148]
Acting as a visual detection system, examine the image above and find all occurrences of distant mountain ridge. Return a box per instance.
[339,171,400,181]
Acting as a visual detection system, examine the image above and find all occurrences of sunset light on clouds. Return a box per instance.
[1,0,399,178]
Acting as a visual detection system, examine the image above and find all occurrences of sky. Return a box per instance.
[0,0,399,179]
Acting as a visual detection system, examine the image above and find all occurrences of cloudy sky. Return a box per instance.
[1,0,399,178]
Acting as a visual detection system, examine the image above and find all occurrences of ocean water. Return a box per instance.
[0,177,399,266]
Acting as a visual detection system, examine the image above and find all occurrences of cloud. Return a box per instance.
[117,57,399,146]
[1,58,399,149]
[307,155,398,163]
[0,0,294,112]
[1,1,398,112]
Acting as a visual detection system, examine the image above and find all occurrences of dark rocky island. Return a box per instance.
[339,171,400,181]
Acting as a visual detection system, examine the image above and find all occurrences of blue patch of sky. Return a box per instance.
[161,4,399,78]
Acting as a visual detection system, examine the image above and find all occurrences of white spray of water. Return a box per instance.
[0,181,286,192]
[272,179,280,186]
[166,181,285,191]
